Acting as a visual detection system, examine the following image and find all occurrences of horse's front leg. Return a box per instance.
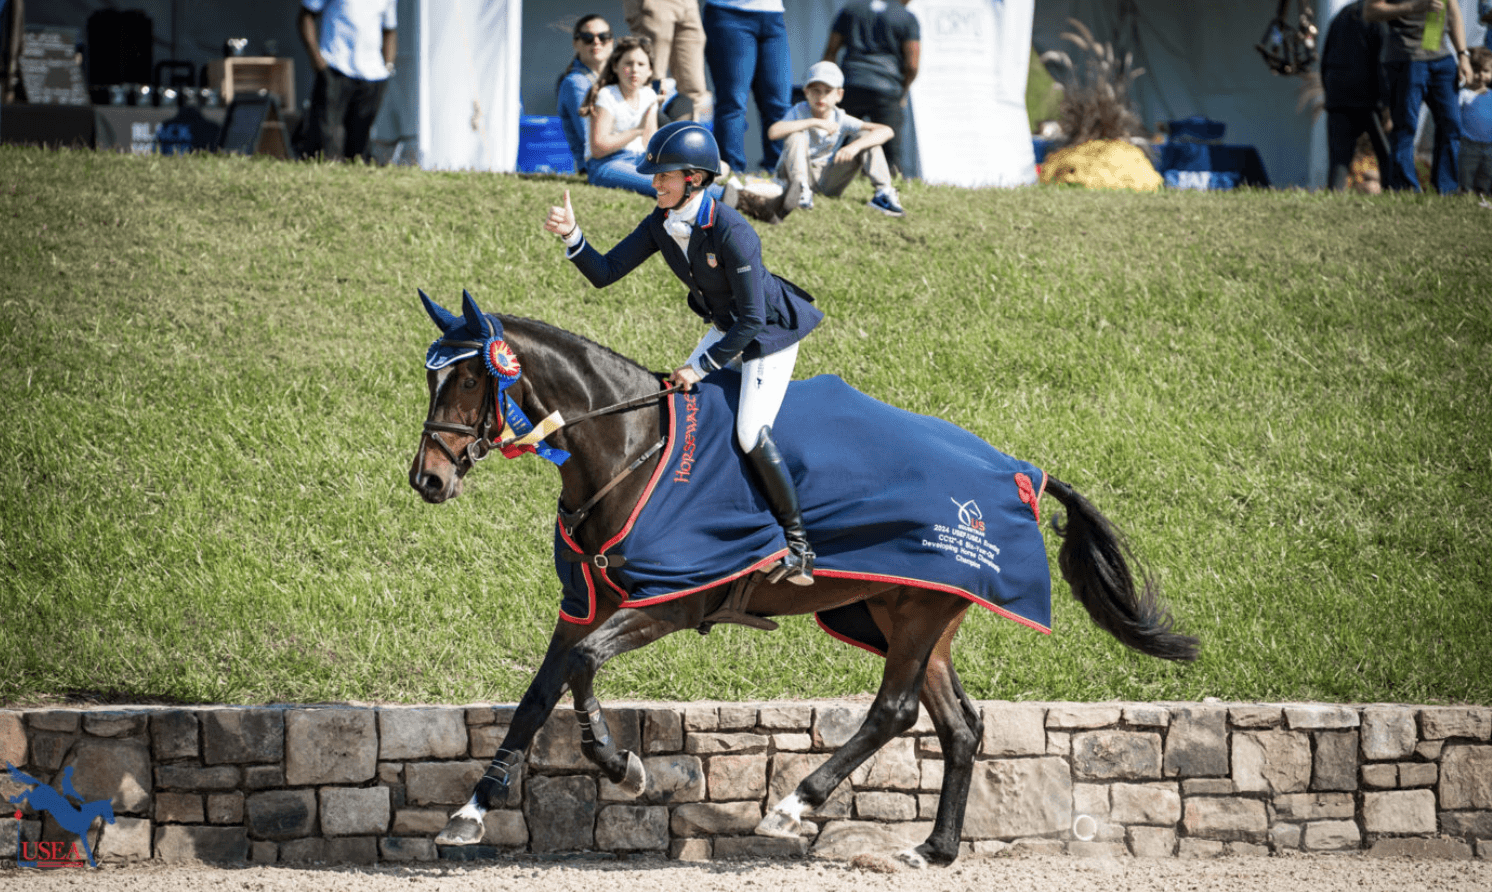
[565,606,685,794]
[436,606,615,846]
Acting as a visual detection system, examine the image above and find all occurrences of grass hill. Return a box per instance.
[1,147,1488,706]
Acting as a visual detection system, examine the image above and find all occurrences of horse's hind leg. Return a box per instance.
[908,610,981,867]
[757,590,965,856]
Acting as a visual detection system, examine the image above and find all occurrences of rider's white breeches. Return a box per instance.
[685,328,799,451]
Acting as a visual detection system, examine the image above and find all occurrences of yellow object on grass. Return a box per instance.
[1038,139,1163,192]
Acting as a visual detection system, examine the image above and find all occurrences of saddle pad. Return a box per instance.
[556,372,1053,650]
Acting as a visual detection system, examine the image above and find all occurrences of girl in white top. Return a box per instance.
[581,36,660,195]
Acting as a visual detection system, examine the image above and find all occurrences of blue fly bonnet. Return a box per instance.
[420,289,569,466]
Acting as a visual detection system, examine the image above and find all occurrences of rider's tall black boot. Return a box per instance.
[747,426,815,586]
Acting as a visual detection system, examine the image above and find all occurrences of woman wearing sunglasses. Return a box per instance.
[557,15,615,175]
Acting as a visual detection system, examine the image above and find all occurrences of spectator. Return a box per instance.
[1322,1,1391,190]
[558,15,615,175]
[582,36,661,196]
[703,0,793,176]
[1364,0,1474,193]
[822,0,921,178]
[624,1,710,121]
[1460,46,1492,192]
[297,0,397,162]
[1481,1,1492,50]
[765,61,904,218]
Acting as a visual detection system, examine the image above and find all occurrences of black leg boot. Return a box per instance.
[747,426,815,586]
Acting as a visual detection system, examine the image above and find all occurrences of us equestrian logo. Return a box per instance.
[950,497,986,532]
[7,763,114,868]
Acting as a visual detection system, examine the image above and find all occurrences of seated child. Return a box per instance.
[764,61,904,219]
[583,35,661,196]
[1459,47,1492,196]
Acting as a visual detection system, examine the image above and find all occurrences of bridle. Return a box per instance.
[420,338,681,533]
[422,361,499,474]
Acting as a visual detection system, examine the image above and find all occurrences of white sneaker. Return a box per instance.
[868,188,905,217]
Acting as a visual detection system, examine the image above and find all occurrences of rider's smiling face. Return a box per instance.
[652,169,701,209]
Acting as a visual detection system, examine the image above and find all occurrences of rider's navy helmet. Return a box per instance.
[636,121,723,177]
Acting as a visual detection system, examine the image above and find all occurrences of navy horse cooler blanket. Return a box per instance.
[555,372,1053,655]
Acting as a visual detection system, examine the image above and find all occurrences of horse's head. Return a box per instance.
[408,289,513,504]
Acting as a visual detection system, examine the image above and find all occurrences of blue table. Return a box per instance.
[1159,142,1270,190]
[517,115,575,174]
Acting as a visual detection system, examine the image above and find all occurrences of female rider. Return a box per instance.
[542,121,821,584]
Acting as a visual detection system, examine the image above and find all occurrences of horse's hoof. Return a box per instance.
[617,751,646,798]
[895,847,930,870]
[757,792,807,838]
[434,816,484,846]
[755,810,800,838]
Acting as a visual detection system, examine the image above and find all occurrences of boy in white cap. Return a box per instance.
[765,60,904,218]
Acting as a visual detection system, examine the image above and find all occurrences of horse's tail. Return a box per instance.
[1046,476,1198,662]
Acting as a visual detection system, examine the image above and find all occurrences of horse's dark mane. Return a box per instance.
[498,314,656,377]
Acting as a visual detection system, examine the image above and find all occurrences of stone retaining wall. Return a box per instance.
[2,701,1490,866]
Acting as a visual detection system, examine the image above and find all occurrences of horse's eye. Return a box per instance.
[460,375,480,390]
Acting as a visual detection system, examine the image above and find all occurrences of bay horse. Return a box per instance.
[408,291,1197,867]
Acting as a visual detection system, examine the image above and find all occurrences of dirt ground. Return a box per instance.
[3,853,1490,892]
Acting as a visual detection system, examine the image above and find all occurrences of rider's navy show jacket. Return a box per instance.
[566,194,822,372]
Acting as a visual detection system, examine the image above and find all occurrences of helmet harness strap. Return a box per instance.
[665,170,701,211]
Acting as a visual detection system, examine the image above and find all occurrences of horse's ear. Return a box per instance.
[461,289,496,339]
[419,289,461,332]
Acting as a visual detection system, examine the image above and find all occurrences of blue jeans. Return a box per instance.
[1384,56,1462,194]
[587,151,656,196]
[703,3,791,174]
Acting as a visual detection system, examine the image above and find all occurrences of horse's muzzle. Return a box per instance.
[409,456,463,504]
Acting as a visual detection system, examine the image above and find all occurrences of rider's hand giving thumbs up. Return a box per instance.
[544,190,578,239]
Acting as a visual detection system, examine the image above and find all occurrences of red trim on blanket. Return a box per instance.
[813,568,1053,636]
[814,614,889,658]
[559,384,679,624]
[604,389,679,553]
[557,520,597,625]
[618,551,788,607]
